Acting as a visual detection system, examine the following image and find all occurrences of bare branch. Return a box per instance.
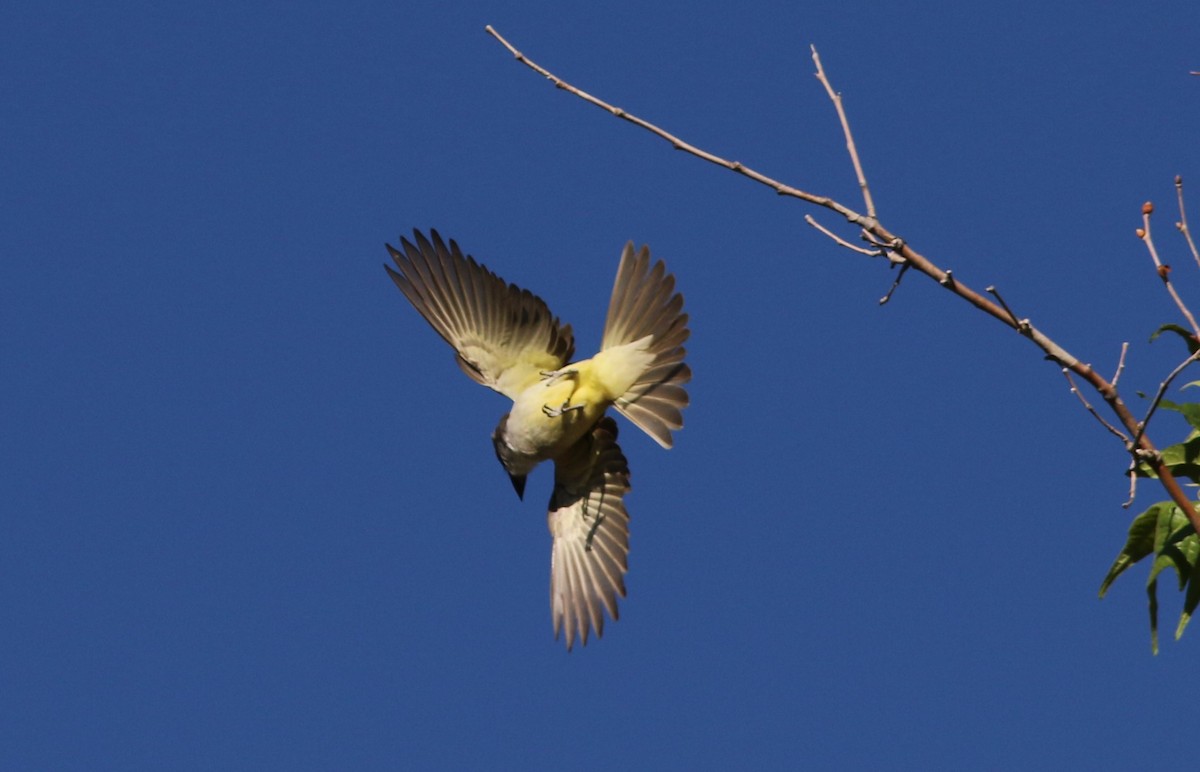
[1175,176,1200,270]
[1062,368,1129,442]
[811,46,876,219]
[485,27,1056,354]
[1139,202,1200,338]
[483,25,871,227]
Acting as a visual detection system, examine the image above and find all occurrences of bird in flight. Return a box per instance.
[385,229,690,650]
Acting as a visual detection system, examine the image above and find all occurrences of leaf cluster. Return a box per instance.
[1105,329,1200,652]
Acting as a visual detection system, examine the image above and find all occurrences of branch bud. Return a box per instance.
[1136,228,1146,239]
[1158,264,1172,280]
[1142,201,1154,215]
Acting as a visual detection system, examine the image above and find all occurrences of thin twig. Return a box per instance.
[480,25,873,228]
[1133,350,1200,447]
[1063,369,1129,441]
[1174,176,1200,270]
[985,286,1026,331]
[880,263,912,305]
[1112,342,1129,388]
[483,25,871,228]
[804,214,881,255]
[1140,202,1200,338]
[1124,459,1139,508]
[861,232,891,249]
[811,46,876,219]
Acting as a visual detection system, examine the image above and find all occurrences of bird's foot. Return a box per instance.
[543,401,585,418]
[540,368,578,386]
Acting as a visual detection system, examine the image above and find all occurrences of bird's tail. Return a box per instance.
[598,242,691,449]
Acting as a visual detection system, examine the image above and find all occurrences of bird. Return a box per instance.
[384,229,690,650]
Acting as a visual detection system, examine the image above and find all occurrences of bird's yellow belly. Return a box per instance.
[506,376,608,459]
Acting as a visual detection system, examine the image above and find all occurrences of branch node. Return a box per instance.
[1133,447,1161,464]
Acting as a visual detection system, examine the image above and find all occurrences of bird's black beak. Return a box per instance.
[508,473,527,500]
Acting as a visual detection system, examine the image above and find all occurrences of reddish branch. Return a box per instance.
[484,25,1200,533]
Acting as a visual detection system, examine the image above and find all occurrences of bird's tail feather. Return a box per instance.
[600,243,691,449]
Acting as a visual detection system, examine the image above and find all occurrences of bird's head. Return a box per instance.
[491,413,531,499]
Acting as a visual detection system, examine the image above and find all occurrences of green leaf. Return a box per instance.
[1146,435,1200,484]
[1099,505,1160,596]
[1156,399,1200,432]
[1177,560,1200,641]
[1150,323,1200,354]
[1101,502,1200,652]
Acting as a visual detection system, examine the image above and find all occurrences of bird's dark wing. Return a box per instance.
[386,229,575,399]
[546,416,631,651]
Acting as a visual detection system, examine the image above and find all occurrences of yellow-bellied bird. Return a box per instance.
[385,229,690,650]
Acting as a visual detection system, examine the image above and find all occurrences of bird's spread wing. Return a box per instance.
[601,242,691,449]
[547,416,631,651]
[385,229,575,399]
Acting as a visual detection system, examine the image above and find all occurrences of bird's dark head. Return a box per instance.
[491,413,529,499]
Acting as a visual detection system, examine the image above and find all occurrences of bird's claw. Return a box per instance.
[543,401,584,418]
[540,368,578,387]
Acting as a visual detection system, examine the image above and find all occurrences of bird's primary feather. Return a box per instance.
[384,230,574,400]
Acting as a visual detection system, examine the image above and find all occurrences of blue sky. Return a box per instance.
[4,1,1200,769]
